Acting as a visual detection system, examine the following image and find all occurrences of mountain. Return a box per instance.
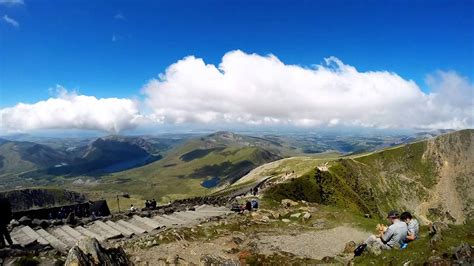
[25,136,163,177]
[95,132,282,202]
[0,138,69,177]
[262,129,473,224]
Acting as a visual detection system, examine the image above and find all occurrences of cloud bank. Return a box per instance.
[143,50,473,129]
[1,51,472,133]
[0,86,143,133]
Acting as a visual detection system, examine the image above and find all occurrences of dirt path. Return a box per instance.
[257,226,368,260]
[128,225,369,264]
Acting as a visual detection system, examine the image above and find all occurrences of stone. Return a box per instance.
[364,213,371,218]
[344,241,357,253]
[32,219,50,228]
[312,219,326,229]
[290,213,301,218]
[18,216,32,226]
[303,212,311,220]
[64,237,130,266]
[282,219,291,223]
[453,243,473,264]
[281,199,298,208]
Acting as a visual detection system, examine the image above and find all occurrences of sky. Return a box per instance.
[0,0,473,134]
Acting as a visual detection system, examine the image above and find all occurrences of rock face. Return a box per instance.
[65,237,130,266]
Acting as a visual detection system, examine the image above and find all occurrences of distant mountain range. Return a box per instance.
[0,129,458,193]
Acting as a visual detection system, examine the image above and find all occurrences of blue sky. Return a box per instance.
[0,0,473,133]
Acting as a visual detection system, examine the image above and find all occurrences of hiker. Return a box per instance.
[400,211,419,241]
[251,199,259,209]
[145,200,150,209]
[0,197,13,248]
[130,204,136,212]
[245,201,252,211]
[151,199,157,209]
[252,187,259,196]
[356,210,408,255]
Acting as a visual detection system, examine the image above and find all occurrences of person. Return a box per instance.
[151,199,157,209]
[145,200,150,209]
[0,197,13,248]
[357,210,408,254]
[245,201,252,211]
[400,211,419,241]
[130,204,136,212]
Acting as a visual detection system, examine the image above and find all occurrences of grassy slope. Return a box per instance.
[265,130,473,221]
[82,139,281,208]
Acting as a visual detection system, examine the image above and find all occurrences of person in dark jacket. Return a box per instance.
[0,197,13,248]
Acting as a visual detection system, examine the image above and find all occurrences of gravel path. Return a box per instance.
[257,226,368,260]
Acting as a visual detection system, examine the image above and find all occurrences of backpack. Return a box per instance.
[354,243,367,257]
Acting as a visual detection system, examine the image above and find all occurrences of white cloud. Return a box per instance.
[2,14,19,28]
[0,86,143,133]
[114,12,125,20]
[143,50,473,129]
[0,0,24,6]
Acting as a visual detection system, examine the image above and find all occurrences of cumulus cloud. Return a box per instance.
[2,15,19,28]
[143,50,473,129]
[0,86,143,133]
[0,0,24,6]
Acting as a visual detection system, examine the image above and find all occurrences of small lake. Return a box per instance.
[201,176,220,188]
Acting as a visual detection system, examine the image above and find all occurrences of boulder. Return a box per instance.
[303,212,311,220]
[290,213,301,218]
[32,219,50,228]
[18,216,32,226]
[281,199,298,208]
[453,243,473,264]
[281,219,291,223]
[344,241,356,253]
[64,237,130,266]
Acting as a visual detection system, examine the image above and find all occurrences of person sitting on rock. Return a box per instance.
[0,197,13,249]
[400,211,419,241]
[130,204,136,212]
[356,210,408,255]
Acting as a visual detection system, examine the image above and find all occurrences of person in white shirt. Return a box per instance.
[401,211,419,241]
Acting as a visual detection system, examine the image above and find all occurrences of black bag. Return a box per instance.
[354,243,367,257]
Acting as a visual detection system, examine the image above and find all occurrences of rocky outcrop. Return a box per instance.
[65,237,130,266]
[0,188,87,212]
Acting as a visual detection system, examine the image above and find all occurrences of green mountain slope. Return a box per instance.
[265,129,473,224]
[93,132,282,202]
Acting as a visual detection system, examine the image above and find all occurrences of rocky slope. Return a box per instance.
[265,129,473,224]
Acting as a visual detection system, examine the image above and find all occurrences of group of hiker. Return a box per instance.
[355,210,419,256]
[145,199,157,210]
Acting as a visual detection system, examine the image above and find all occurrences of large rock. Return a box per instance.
[18,216,32,226]
[281,199,298,208]
[65,237,130,266]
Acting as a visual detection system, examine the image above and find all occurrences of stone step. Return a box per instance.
[11,227,37,247]
[20,226,49,245]
[91,221,122,239]
[105,221,134,238]
[87,223,116,240]
[61,225,85,242]
[133,215,163,230]
[161,214,187,224]
[129,217,156,232]
[36,229,69,251]
[152,215,182,227]
[171,211,205,222]
[75,226,106,242]
[50,227,77,247]
[116,220,147,235]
